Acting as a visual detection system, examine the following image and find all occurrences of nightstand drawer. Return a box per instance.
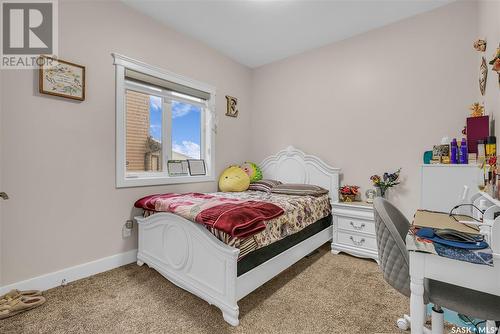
[331,202,378,262]
[337,231,377,251]
[337,216,375,235]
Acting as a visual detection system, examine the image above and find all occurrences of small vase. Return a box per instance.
[376,187,387,198]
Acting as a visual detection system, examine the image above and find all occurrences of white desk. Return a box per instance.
[408,192,500,334]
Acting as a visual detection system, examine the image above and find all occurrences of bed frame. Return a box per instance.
[135,146,341,326]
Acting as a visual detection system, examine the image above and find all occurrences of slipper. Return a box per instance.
[0,290,42,304]
[0,295,46,320]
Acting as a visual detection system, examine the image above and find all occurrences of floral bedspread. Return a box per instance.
[137,192,284,238]
[145,191,332,259]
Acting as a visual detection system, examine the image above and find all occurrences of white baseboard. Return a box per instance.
[0,249,138,295]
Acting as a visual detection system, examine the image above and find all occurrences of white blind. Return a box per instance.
[125,69,211,101]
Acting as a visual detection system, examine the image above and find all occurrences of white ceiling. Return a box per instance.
[122,0,454,68]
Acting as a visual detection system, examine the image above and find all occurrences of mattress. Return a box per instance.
[237,214,332,276]
[144,190,332,260]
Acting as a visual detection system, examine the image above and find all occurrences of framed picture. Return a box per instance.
[167,160,189,176]
[39,56,85,101]
[187,159,206,176]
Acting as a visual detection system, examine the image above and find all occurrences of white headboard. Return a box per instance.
[260,146,341,203]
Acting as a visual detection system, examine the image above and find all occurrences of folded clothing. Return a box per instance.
[407,227,493,266]
[416,227,488,249]
[134,192,284,238]
[270,183,329,197]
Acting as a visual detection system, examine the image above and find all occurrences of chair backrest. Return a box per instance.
[373,198,411,297]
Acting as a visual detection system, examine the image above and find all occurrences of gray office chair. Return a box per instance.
[373,197,500,332]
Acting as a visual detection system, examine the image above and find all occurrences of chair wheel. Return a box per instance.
[397,318,410,330]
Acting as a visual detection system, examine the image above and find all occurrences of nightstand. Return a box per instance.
[331,202,379,263]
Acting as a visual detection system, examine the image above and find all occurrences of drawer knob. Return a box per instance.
[350,236,365,246]
[349,221,365,230]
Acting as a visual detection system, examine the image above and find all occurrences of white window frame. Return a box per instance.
[112,53,216,188]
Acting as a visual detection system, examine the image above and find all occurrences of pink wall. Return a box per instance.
[250,0,478,217]
[0,65,3,285]
[0,0,486,286]
[0,1,252,285]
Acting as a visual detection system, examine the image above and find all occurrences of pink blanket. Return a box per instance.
[134,193,284,238]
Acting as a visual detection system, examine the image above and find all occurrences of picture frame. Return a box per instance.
[187,159,206,176]
[432,144,450,163]
[39,56,86,101]
[167,160,189,176]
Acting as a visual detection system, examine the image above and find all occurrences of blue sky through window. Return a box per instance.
[149,96,201,159]
[149,96,162,142]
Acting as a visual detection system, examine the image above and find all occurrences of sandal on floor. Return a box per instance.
[0,290,42,304]
[0,295,46,319]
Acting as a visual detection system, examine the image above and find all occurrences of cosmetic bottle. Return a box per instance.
[486,136,496,158]
[477,139,486,164]
[460,138,468,164]
[496,174,500,200]
[450,138,458,164]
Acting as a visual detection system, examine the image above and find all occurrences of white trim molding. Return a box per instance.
[112,53,217,188]
[0,249,137,295]
[112,54,216,94]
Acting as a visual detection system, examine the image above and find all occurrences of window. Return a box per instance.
[113,54,216,187]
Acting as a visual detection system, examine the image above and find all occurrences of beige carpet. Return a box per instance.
[0,245,410,334]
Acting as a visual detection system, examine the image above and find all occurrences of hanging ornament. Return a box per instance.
[474,39,487,52]
[480,57,488,95]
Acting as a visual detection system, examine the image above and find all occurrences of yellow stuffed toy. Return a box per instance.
[219,166,250,192]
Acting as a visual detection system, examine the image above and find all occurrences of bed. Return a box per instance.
[135,146,341,326]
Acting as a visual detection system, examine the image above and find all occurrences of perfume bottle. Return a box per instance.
[450,138,458,164]
[477,139,486,164]
[460,138,468,164]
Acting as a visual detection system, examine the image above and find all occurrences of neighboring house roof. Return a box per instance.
[148,136,191,160]
[172,151,190,160]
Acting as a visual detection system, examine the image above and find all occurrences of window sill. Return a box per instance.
[116,174,215,188]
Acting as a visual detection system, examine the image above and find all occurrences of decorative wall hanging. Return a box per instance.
[480,57,488,95]
[39,56,85,101]
[489,45,500,88]
[474,39,487,52]
[225,95,239,117]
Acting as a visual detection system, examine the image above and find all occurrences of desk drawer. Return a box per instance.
[337,231,377,251]
[337,216,375,235]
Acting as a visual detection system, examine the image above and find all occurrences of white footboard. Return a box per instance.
[136,213,241,325]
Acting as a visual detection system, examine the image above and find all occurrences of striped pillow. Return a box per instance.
[270,183,329,197]
[248,179,282,192]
